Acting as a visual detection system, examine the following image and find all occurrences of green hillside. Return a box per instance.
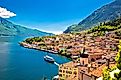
[85,18,121,37]
[0,17,53,36]
[64,0,121,33]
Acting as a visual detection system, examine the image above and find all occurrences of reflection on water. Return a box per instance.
[0,36,70,80]
[0,42,10,72]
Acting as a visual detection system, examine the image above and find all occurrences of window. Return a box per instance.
[91,58,95,62]
[66,75,68,78]
[64,67,66,69]
[74,68,77,70]
[82,60,84,65]
[69,71,72,74]
[59,74,62,77]
[74,71,77,75]
[63,70,65,73]
[69,75,71,77]
[66,71,68,73]
[59,70,62,72]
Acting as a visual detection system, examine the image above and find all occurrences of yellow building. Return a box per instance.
[58,57,91,80]
[58,61,79,80]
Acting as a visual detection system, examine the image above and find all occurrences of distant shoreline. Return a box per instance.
[0,35,14,37]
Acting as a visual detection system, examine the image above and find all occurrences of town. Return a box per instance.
[20,28,121,80]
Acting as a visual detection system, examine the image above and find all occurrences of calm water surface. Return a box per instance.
[0,36,70,80]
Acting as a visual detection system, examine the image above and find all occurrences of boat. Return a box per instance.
[52,75,59,80]
[44,55,55,63]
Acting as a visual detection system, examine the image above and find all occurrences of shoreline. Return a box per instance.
[19,42,72,59]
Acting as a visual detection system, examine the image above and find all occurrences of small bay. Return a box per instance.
[0,36,70,80]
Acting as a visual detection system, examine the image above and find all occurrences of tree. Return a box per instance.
[102,40,121,80]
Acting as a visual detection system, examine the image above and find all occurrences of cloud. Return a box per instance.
[0,7,16,18]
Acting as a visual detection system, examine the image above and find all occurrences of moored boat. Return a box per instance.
[44,55,55,63]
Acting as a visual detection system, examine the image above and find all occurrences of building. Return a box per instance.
[58,55,116,80]
[58,61,79,80]
[58,57,89,80]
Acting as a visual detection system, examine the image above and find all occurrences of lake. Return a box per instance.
[0,36,70,80]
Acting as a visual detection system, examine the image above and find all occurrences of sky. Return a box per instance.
[0,0,113,34]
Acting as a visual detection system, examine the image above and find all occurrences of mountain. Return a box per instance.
[64,0,121,33]
[0,17,53,36]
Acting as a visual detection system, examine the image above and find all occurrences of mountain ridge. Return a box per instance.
[0,17,53,36]
[64,0,121,33]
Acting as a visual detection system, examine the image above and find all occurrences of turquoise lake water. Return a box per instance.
[0,36,70,80]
